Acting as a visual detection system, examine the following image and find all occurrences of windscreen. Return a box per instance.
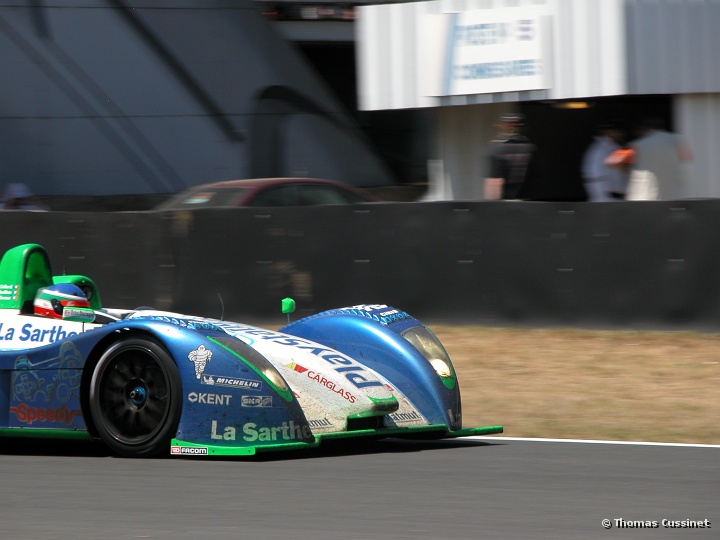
[158,187,249,210]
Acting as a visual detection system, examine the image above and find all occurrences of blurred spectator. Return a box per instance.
[485,112,541,200]
[625,116,693,201]
[582,123,627,201]
[0,183,48,210]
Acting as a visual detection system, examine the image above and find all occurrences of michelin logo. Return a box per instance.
[188,345,212,379]
[202,374,261,390]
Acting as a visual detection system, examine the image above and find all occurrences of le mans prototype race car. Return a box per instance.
[0,243,502,457]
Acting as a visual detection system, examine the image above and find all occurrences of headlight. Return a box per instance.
[401,326,456,388]
[209,336,292,400]
[429,358,452,378]
[262,367,288,390]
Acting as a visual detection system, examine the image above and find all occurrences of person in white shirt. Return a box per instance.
[626,116,693,201]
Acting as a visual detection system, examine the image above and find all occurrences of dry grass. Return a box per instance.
[431,326,720,445]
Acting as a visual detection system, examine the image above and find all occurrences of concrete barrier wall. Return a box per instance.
[2,200,719,330]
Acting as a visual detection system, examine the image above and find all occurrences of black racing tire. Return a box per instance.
[89,338,182,458]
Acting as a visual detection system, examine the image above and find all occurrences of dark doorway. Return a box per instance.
[520,95,673,201]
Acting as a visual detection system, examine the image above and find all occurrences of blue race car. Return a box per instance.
[0,243,502,457]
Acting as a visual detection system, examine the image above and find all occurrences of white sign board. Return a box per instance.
[423,9,552,97]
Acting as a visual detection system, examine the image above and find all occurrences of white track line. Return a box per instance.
[464,436,720,449]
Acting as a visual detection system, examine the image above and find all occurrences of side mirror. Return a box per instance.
[281,297,296,322]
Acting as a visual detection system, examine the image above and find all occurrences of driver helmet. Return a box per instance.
[34,283,95,322]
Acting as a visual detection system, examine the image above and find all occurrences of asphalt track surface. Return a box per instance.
[0,436,716,540]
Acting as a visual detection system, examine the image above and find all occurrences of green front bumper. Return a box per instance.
[170,424,504,457]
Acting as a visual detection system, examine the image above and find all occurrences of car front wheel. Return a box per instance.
[89,338,182,457]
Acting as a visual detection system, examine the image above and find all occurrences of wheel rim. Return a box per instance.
[96,348,172,446]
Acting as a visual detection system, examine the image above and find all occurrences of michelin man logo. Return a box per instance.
[189,344,213,379]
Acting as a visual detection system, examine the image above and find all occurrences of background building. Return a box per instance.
[3,0,719,205]
[358,0,720,201]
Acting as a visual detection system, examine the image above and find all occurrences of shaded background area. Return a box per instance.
[0,0,395,197]
[2,200,719,331]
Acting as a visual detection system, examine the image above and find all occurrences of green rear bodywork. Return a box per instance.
[0,244,53,311]
[0,243,102,311]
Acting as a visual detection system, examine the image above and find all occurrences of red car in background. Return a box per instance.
[155,178,379,210]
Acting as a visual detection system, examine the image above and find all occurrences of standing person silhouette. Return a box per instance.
[484,113,541,200]
[582,123,627,202]
[0,183,48,210]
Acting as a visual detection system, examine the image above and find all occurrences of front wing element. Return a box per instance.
[169,424,504,457]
